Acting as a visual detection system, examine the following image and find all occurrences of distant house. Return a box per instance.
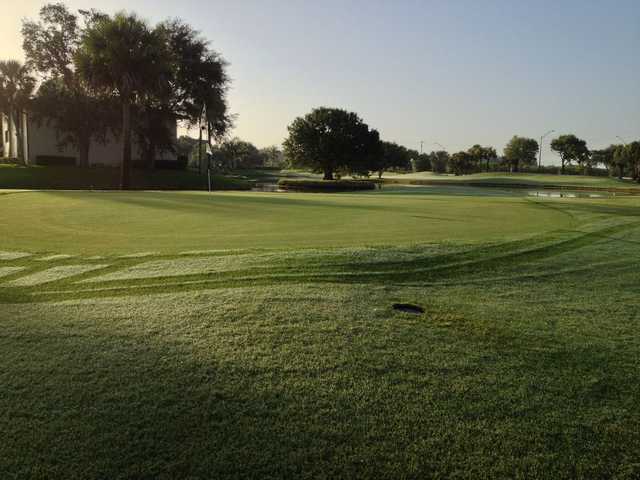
[1,110,178,166]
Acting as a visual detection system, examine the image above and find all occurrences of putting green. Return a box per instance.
[1,189,575,255]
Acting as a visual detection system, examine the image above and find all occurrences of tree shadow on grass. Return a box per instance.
[0,312,357,478]
[1,295,639,479]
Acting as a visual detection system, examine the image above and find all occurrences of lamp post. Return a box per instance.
[420,140,424,154]
[538,130,555,168]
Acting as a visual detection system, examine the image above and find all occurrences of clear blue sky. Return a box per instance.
[4,0,639,162]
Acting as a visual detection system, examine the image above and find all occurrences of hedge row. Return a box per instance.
[34,155,189,170]
[0,157,24,166]
[278,179,376,192]
[35,155,77,166]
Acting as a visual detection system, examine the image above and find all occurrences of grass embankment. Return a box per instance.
[1,188,640,478]
[0,164,251,190]
[384,171,640,191]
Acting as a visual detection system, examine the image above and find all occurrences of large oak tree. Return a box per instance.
[283,107,380,180]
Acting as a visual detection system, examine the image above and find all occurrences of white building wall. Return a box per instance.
[26,116,178,166]
[1,113,19,159]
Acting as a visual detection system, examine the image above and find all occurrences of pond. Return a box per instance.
[250,182,629,198]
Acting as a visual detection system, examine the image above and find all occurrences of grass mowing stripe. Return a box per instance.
[0,267,25,278]
[5,264,109,287]
[35,254,75,261]
[0,252,31,260]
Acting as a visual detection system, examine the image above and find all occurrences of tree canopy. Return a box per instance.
[22,4,116,167]
[468,144,497,172]
[373,141,411,178]
[550,134,590,174]
[283,107,381,180]
[75,12,173,187]
[449,151,475,175]
[617,141,640,182]
[71,9,231,187]
[503,136,538,173]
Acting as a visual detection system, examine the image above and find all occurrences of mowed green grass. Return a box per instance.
[0,189,574,255]
[384,170,640,189]
[1,188,640,478]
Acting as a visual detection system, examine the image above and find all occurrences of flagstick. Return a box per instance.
[206,113,214,193]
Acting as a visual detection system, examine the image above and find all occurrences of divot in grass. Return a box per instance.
[392,303,425,314]
[7,264,109,287]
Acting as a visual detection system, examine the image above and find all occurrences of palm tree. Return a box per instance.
[0,60,35,160]
[75,13,171,189]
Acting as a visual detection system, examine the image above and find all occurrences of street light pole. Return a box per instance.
[538,130,555,169]
[420,140,424,154]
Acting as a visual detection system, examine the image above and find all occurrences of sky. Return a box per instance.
[2,0,639,163]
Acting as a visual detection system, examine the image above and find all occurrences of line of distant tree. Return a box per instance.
[177,136,285,171]
[282,107,640,182]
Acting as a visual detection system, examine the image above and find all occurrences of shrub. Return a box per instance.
[35,155,76,166]
[0,157,24,166]
[155,156,188,170]
[278,179,376,192]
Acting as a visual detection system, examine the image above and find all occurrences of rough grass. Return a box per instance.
[1,189,640,478]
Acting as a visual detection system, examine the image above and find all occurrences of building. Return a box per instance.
[1,111,27,161]
[1,110,178,166]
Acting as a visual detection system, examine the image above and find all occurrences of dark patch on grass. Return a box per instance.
[392,303,425,314]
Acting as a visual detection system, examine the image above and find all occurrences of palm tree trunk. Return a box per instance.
[121,99,132,189]
[7,106,16,158]
[15,111,24,162]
